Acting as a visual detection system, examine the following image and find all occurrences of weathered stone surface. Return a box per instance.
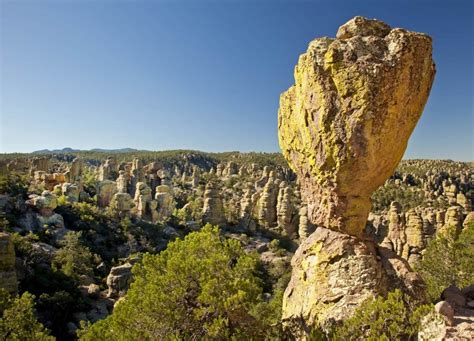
[435,301,454,326]
[0,233,18,294]
[282,227,386,332]
[279,16,435,333]
[384,201,406,256]
[116,170,129,194]
[298,205,314,241]
[98,158,116,181]
[463,212,474,228]
[278,17,435,237]
[106,263,133,298]
[155,185,175,221]
[202,182,225,226]
[110,192,134,215]
[133,182,153,221]
[240,184,257,230]
[62,183,80,203]
[66,157,84,186]
[257,176,279,228]
[28,190,58,211]
[442,285,466,308]
[277,182,297,236]
[97,180,118,208]
[405,209,425,266]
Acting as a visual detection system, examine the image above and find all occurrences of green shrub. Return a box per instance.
[417,222,474,300]
[80,225,279,339]
[52,231,97,283]
[0,289,53,340]
[332,289,433,341]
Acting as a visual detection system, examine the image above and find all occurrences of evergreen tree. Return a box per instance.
[80,225,278,340]
[0,289,54,340]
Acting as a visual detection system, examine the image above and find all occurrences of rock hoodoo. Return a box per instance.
[278,16,435,238]
[278,16,435,333]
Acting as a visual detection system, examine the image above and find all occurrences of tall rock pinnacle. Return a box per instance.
[278,16,435,238]
[278,16,435,334]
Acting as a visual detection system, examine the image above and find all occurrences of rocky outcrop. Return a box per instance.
[98,158,116,181]
[404,209,425,266]
[133,182,155,221]
[116,170,129,194]
[155,185,175,222]
[240,184,256,230]
[257,177,279,228]
[419,285,474,340]
[27,191,65,229]
[106,263,133,298]
[66,157,84,186]
[110,193,134,216]
[278,16,435,238]
[97,180,118,208]
[62,183,80,203]
[276,182,297,237]
[298,205,314,241]
[279,16,435,332]
[384,201,406,256]
[0,233,18,294]
[202,182,225,226]
[130,159,145,196]
[282,228,386,332]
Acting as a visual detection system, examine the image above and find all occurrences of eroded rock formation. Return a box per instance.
[278,16,435,238]
[278,16,435,333]
[202,182,225,226]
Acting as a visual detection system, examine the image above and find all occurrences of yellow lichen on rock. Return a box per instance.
[278,16,435,238]
[279,16,435,336]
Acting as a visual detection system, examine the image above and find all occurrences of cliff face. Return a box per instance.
[278,16,435,238]
[278,16,435,334]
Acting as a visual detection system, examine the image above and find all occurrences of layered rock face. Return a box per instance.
[279,17,435,332]
[278,16,435,238]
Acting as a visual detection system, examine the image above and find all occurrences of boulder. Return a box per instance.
[106,263,133,298]
[441,285,466,308]
[282,227,386,334]
[278,16,435,237]
[97,180,118,208]
[278,16,435,332]
[434,301,454,326]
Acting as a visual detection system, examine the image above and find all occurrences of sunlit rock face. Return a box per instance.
[278,16,435,238]
[279,16,435,334]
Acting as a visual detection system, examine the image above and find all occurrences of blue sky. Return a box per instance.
[1,0,472,160]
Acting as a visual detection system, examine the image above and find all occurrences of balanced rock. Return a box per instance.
[278,16,435,237]
[278,16,435,333]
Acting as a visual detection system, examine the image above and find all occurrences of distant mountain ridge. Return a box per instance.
[32,147,144,154]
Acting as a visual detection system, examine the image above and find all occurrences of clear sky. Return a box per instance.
[1,0,472,160]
